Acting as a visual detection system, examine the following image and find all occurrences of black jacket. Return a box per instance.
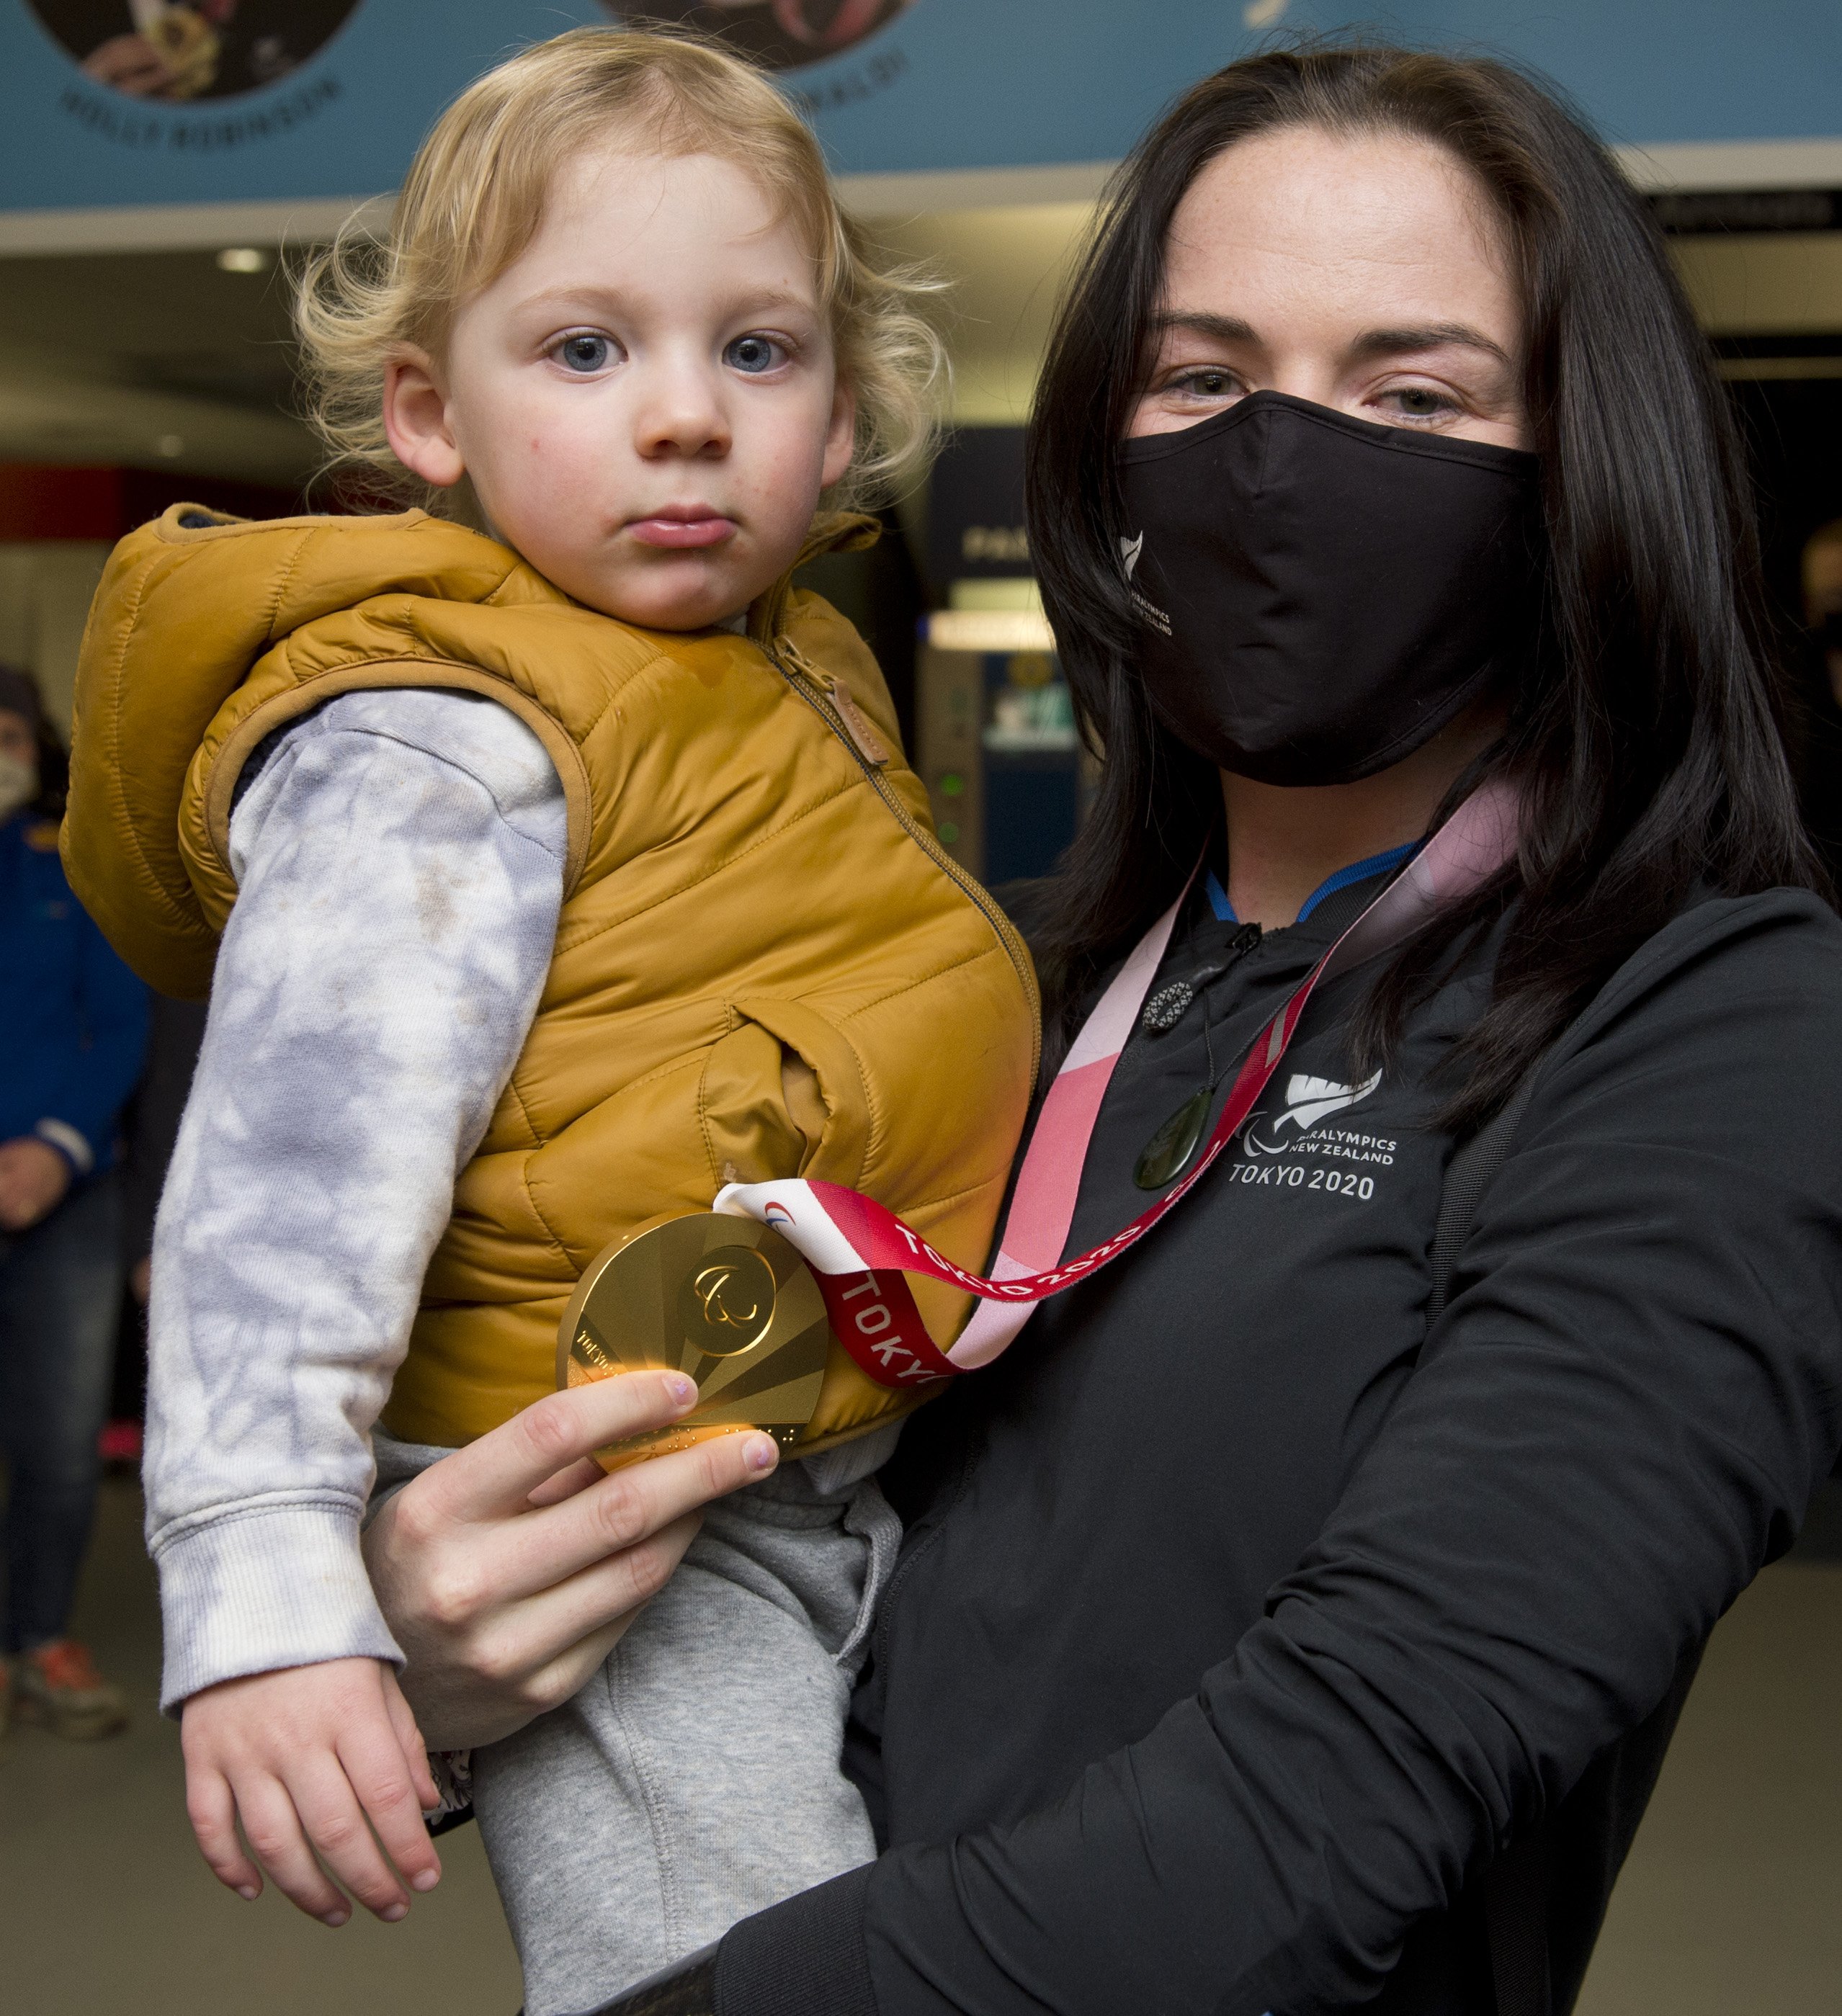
[716,877,1842,2016]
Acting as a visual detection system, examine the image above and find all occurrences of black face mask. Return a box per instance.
[1116,390,1544,786]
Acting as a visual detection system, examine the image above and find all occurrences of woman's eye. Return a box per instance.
[1171,369,1238,399]
[725,334,787,375]
[556,333,612,374]
[1383,385,1455,421]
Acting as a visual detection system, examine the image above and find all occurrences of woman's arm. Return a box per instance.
[710,891,1842,2016]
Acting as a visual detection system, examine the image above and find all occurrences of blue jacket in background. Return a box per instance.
[1,811,149,1178]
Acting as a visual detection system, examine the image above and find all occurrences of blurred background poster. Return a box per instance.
[1,0,1838,214]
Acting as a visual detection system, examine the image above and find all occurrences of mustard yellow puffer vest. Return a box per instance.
[63,505,1039,1453]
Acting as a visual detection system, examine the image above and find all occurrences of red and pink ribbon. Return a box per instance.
[717,781,1521,1392]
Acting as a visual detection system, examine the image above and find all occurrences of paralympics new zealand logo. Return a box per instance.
[1119,532,1171,636]
[1242,1070,1383,1157]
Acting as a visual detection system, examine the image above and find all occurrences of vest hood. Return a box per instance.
[62,503,878,999]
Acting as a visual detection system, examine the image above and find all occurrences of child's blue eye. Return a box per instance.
[558,333,611,373]
[725,334,783,375]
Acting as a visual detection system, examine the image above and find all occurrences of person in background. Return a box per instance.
[0,666,149,1739]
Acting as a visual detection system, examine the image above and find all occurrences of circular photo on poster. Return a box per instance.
[30,1,363,103]
[608,1,920,72]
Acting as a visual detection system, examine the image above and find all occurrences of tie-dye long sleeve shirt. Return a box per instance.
[143,689,567,1711]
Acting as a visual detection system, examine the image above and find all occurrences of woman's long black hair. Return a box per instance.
[1024,43,1823,1132]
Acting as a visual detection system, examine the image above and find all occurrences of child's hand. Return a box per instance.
[180,1656,444,1925]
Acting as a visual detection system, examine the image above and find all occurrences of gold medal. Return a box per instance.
[558,1215,830,1470]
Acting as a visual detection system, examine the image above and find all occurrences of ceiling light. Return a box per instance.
[215,246,269,274]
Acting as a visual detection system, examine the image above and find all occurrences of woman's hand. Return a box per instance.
[363,1371,779,1751]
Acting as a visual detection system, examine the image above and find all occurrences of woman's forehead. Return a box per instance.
[1161,125,1518,336]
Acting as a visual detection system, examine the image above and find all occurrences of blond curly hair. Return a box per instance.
[295,26,944,514]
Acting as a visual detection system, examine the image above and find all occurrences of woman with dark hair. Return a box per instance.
[354,44,1842,2016]
[1021,45,1813,1126]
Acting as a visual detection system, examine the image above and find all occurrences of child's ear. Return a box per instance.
[383,348,466,490]
[819,375,857,493]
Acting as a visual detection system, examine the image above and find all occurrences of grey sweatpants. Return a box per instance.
[470,1455,902,2016]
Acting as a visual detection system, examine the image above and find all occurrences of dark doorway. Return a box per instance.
[1725,354,1842,880]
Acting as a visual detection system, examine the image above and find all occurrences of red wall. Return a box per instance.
[0,465,303,541]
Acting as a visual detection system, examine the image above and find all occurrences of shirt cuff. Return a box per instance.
[717,1864,877,2016]
[33,1117,94,1176]
[150,1494,405,1715]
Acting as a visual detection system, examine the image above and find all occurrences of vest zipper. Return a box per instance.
[764,636,1042,1083]
[819,670,892,767]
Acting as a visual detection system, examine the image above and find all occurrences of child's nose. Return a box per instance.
[635,366,731,459]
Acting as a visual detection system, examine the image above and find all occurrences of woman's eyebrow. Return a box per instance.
[1153,311,1259,346]
[1349,322,1513,366]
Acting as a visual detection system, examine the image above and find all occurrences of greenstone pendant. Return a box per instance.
[1134,1087,1212,1191]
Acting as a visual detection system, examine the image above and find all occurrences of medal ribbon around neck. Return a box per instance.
[717,780,1523,1392]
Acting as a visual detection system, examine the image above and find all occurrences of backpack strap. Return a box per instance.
[1426,1062,1551,2016]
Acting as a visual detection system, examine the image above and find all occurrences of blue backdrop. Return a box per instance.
[2,0,1837,214]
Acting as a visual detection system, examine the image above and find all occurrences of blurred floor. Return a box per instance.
[0,1475,524,2015]
[4,1479,1839,2015]
[1578,1551,1842,2016]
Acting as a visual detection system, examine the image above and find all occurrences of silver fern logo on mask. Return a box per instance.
[1119,532,1170,635]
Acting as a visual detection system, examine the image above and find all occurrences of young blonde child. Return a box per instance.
[62,29,1035,2013]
